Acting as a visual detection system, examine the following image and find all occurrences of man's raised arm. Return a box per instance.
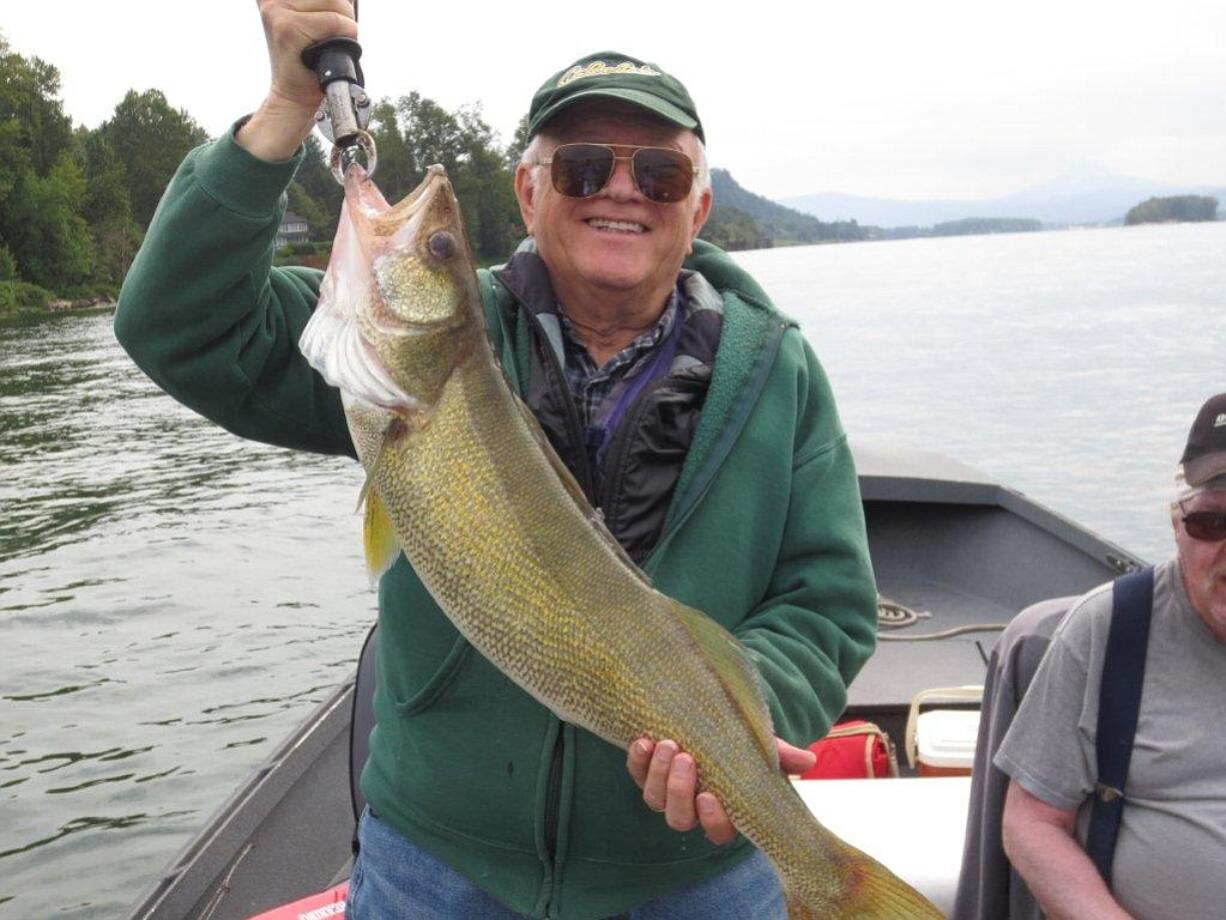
[113,0,359,457]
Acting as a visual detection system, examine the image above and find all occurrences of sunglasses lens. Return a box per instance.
[551,145,615,199]
[633,148,693,203]
[1185,511,1226,541]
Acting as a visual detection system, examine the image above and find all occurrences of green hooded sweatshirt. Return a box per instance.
[113,129,878,920]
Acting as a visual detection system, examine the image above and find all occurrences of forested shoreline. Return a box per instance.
[1125,195,1218,226]
[2,31,807,318]
[0,35,548,314]
[8,33,1217,317]
[0,33,888,316]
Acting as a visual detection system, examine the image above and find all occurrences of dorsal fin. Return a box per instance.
[671,602,778,766]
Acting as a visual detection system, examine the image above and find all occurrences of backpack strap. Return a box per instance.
[1085,566,1154,886]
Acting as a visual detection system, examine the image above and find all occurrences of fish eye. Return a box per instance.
[427,231,456,262]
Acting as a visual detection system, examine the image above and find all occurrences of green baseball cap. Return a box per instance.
[527,51,704,143]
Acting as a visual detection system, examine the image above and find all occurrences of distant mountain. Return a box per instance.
[781,163,1226,228]
[700,169,867,251]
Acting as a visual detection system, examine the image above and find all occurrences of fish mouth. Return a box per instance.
[301,164,463,412]
[377,165,450,229]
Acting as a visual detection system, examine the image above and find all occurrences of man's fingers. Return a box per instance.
[696,792,737,845]
[641,740,676,811]
[777,738,817,775]
[263,0,355,21]
[626,738,654,789]
[627,737,737,843]
[664,754,698,831]
[283,0,355,13]
[259,0,359,68]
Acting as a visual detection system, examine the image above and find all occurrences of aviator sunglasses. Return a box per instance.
[1181,510,1226,542]
[540,143,698,204]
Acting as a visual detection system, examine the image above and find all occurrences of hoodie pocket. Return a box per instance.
[393,634,473,716]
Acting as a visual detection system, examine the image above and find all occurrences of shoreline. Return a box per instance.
[0,296,118,319]
[47,296,118,313]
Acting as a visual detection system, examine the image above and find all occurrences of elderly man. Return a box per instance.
[114,3,878,917]
[996,393,1226,920]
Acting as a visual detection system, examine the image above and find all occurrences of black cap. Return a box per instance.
[1180,393,1226,487]
[526,51,704,143]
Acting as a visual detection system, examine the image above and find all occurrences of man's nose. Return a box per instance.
[603,157,641,200]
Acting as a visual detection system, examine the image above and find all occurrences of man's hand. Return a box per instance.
[238,0,359,161]
[626,736,817,845]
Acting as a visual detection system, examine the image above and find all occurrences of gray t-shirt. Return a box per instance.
[995,558,1226,920]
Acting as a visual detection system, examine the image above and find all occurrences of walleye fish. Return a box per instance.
[299,164,941,920]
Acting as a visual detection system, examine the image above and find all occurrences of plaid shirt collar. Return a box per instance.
[557,289,680,430]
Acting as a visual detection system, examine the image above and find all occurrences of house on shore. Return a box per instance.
[275,213,311,249]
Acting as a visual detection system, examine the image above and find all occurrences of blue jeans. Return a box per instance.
[347,807,785,919]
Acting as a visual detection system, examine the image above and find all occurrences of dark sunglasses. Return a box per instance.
[540,143,698,204]
[1182,510,1226,542]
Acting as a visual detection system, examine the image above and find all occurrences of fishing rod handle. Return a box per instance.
[301,37,370,150]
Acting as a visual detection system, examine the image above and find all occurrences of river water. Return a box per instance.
[1,220,1223,917]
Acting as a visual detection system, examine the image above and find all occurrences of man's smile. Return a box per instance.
[584,217,648,234]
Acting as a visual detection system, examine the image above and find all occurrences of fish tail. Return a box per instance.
[785,887,943,919]
[783,856,945,919]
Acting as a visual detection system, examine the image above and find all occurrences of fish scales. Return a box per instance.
[300,164,942,919]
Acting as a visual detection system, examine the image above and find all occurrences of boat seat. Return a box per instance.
[951,595,1075,920]
[350,621,380,822]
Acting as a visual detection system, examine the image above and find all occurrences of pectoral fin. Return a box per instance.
[358,419,408,582]
[363,487,401,582]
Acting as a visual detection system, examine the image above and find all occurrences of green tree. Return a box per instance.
[98,89,208,228]
[453,141,523,263]
[0,36,73,176]
[0,242,17,280]
[5,151,93,288]
[700,205,770,252]
[396,92,466,175]
[368,100,416,204]
[294,132,343,237]
[505,114,531,170]
[0,38,92,292]
[1126,195,1218,225]
[366,94,523,263]
[78,128,140,285]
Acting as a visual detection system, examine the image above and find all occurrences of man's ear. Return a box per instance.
[691,187,713,238]
[514,164,538,235]
[689,186,713,250]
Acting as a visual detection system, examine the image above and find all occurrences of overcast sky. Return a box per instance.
[5,1,1224,200]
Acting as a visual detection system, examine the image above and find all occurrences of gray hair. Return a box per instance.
[1173,469,1226,508]
[519,132,711,204]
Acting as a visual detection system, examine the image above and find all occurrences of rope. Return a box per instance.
[878,623,1007,642]
[876,595,1007,642]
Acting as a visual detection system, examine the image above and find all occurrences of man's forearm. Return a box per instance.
[1002,783,1133,920]
[236,95,319,163]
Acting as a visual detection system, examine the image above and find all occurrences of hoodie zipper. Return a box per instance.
[510,302,594,892]
[597,374,673,524]
[542,731,564,861]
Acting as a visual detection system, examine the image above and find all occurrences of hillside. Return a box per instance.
[782,164,1226,228]
[1125,195,1218,225]
[700,169,868,251]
